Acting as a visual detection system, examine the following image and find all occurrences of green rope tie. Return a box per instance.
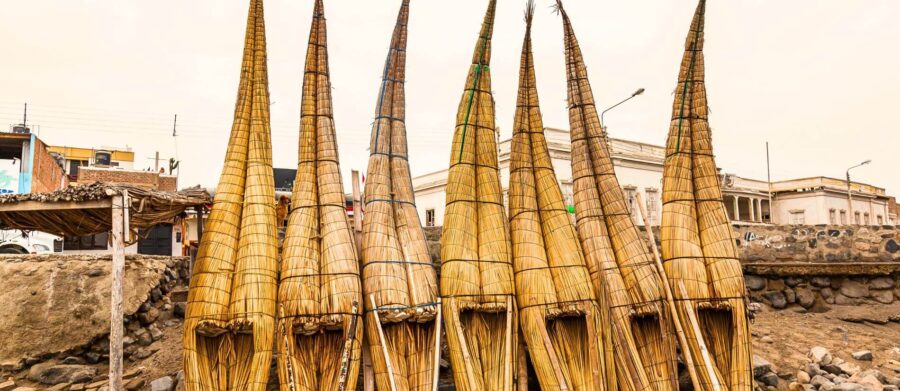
[457,32,491,164]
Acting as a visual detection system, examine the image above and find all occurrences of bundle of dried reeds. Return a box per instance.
[362,1,441,390]
[555,1,680,391]
[183,1,277,390]
[660,1,753,390]
[276,1,363,389]
[439,1,517,390]
[508,4,608,390]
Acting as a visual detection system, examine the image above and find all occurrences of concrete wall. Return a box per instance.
[773,191,891,226]
[77,167,177,191]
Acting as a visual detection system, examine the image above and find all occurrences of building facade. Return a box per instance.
[0,131,68,195]
[412,127,893,227]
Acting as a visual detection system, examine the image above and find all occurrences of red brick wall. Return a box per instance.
[78,167,159,189]
[30,138,68,193]
[158,175,177,192]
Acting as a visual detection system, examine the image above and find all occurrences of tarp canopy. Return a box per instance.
[0,182,210,237]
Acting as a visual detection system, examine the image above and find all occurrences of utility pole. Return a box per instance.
[23,103,27,127]
[766,142,772,223]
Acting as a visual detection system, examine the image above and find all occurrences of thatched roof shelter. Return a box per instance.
[0,182,210,238]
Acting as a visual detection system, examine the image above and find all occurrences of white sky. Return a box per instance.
[1,1,898,195]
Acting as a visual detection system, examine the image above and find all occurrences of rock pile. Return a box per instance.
[784,347,900,391]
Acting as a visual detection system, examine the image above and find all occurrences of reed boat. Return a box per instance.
[362,1,442,390]
[439,1,518,390]
[276,1,363,389]
[660,1,753,390]
[182,0,278,389]
[554,1,681,391]
[508,3,608,390]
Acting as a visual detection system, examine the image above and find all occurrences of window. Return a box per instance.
[645,188,659,225]
[877,215,884,225]
[623,186,637,222]
[789,210,805,225]
[63,232,109,251]
[854,211,861,225]
[425,209,435,227]
[829,209,836,225]
[864,213,870,225]
[840,210,847,224]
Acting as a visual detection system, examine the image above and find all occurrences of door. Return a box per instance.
[138,224,173,256]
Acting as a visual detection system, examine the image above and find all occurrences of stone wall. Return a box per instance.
[0,254,189,371]
[422,225,900,312]
[77,167,168,190]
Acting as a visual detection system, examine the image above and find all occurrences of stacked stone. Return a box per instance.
[747,274,900,310]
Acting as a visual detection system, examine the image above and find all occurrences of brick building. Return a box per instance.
[0,130,68,194]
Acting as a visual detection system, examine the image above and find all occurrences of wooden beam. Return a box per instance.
[0,198,112,213]
[192,205,204,275]
[108,194,126,391]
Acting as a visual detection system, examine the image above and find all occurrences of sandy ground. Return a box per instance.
[749,303,900,379]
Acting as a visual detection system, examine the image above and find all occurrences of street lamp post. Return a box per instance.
[600,88,645,154]
[846,160,871,225]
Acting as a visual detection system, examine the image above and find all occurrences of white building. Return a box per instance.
[412,127,894,227]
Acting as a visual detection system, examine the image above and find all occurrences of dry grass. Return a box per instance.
[276,1,362,389]
[660,1,753,390]
[440,1,517,389]
[183,1,277,390]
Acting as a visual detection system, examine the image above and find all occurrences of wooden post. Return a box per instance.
[634,192,702,388]
[583,303,602,390]
[338,301,361,391]
[432,298,443,391]
[192,205,204,276]
[351,170,364,254]
[370,295,399,391]
[109,193,127,390]
[352,171,375,391]
[450,301,479,391]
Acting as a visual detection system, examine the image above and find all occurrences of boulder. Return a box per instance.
[763,291,787,309]
[26,363,97,385]
[753,355,774,378]
[760,373,780,387]
[173,302,186,318]
[0,379,15,391]
[796,288,816,308]
[852,351,873,361]
[838,362,861,376]
[812,277,832,288]
[785,288,797,304]
[840,280,869,299]
[834,383,864,391]
[811,375,834,388]
[823,364,843,375]
[872,290,895,304]
[870,277,895,290]
[746,275,767,291]
[797,371,811,384]
[810,347,833,365]
[150,376,175,391]
[138,307,160,325]
[124,379,145,391]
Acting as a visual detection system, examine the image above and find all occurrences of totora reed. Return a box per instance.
[182,0,278,390]
[439,0,518,390]
[509,3,608,391]
[362,1,441,390]
[556,1,680,391]
[660,1,753,390]
[276,1,363,390]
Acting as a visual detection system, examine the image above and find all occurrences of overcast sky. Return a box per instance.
[1,1,897,195]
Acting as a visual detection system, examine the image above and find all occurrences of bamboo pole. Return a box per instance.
[679,283,722,391]
[432,298,443,391]
[370,295,399,391]
[635,192,701,388]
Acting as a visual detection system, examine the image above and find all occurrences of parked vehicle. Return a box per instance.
[0,230,61,254]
